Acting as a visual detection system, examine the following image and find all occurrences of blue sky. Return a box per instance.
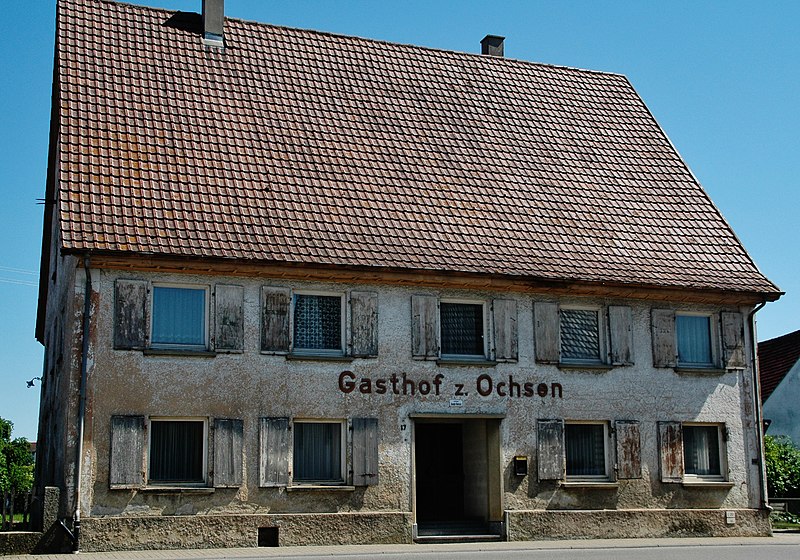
[1,0,798,440]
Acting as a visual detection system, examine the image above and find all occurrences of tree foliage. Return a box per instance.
[765,434,800,498]
[0,417,34,494]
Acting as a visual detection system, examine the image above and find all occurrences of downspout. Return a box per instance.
[748,301,769,511]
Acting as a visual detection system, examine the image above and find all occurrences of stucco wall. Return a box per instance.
[763,359,800,444]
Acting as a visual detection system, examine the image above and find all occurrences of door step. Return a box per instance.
[415,521,504,543]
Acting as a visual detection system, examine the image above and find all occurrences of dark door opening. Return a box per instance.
[415,422,465,522]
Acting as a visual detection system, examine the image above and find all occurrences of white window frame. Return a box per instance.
[149,283,209,350]
[559,305,606,365]
[146,416,208,486]
[682,422,727,482]
[564,420,612,481]
[291,419,347,486]
[439,298,488,360]
[290,291,346,356]
[675,312,718,368]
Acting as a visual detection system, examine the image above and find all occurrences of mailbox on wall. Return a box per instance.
[513,455,528,476]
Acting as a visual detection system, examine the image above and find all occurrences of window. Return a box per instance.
[560,308,601,363]
[148,418,206,484]
[683,424,724,479]
[440,301,486,358]
[151,285,207,348]
[292,421,344,484]
[676,314,714,367]
[565,422,609,480]
[292,293,344,355]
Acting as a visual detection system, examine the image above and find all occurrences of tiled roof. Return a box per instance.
[52,0,780,296]
[759,330,800,404]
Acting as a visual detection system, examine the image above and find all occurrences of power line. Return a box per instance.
[0,266,37,276]
[0,277,38,287]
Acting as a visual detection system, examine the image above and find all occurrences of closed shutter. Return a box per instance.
[534,302,559,364]
[352,418,379,486]
[109,415,145,488]
[658,421,684,482]
[721,312,746,369]
[492,299,518,362]
[614,420,642,479]
[113,280,148,349]
[609,306,634,365]
[261,287,291,353]
[214,285,244,352]
[537,419,565,480]
[651,309,676,367]
[411,295,439,359]
[259,417,289,487]
[350,291,378,357]
[213,418,243,487]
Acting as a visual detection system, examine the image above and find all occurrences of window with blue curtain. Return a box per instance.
[560,309,600,362]
[293,422,342,482]
[676,315,713,366]
[152,286,206,347]
[565,423,607,478]
[683,425,722,477]
[440,302,484,357]
[293,294,342,352]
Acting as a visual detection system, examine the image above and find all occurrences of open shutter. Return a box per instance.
[259,417,289,487]
[214,285,244,352]
[352,418,379,486]
[721,312,746,369]
[213,418,243,487]
[492,299,518,362]
[109,415,145,488]
[614,420,642,479]
[114,280,148,349]
[537,419,565,480]
[261,287,291,353]
[609,306,634,365]
[651,309,676,367]
[350,291,378,357]
[534,302,559,364]
[658,421,684,482]
[411,295,439,359]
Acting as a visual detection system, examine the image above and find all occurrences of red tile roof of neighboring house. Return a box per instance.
[50,0,780,297]
[759,330,800,404]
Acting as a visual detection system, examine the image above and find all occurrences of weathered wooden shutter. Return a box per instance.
[614,420,642,479]
[651,309,676,367]
[658,421,684,482]
[537,419,565,480]
[721,312,746,369]
[350,291,378,358]
[534,302,559,364]
[259,417,289,487]
[411,295,439,359]
[213,418,243,487]
[352,418,379,486]
[214,285,244,352]
[492,299,518,362]
[609,305,634,365]
[109,415,145,488]
[261,287,291,353]
[114,280,148,349]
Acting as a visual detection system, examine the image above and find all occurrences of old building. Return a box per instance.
[34,0,782,552]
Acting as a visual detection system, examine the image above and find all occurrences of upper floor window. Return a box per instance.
[676,314,713,367]
[292,293,344,355]
[151,286,207,349]
[440,301,486,358]
[560,308,601,363]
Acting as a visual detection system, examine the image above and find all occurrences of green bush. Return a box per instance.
[765,434,800,498]
[0,417,34,495]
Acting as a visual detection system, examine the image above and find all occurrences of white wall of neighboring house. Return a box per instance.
[763,358,800,444]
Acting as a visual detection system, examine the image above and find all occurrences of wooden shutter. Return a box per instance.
[658,421,684,482]
[614,420,642,479]
[537,419,565,480]
[534,302,559,364]
[214,285,244,352]
[609,305,634,365]
[721,312,746,369]
[109,415,145,488]
[350,291,378,357]
[411,295,439,359]
[651,309,676,367]
[259,417,289,487]
[352,418,379,486]
[261,287,291,353]
[113,280,148,349]
[492,299,518,362]
[213,418,243,487]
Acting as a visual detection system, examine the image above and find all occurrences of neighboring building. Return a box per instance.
[759,330,800,444]
[34,0,782,552]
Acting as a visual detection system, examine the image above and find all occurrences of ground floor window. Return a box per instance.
[292,421,343,483]
[565,422,608,479]
[149,418,206,484]
[683,424,723,478]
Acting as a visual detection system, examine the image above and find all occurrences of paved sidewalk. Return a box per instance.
[6,533,800,560]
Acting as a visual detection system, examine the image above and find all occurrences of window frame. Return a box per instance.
[682,423,727,482]
[439,298,488,360]
[146,416,208,487]
[564,420,612,482]
[559,305,606,365]
[149,283,210,350]
[291,419,347,486]
[675,312,718,368]
[290,291,346,357]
